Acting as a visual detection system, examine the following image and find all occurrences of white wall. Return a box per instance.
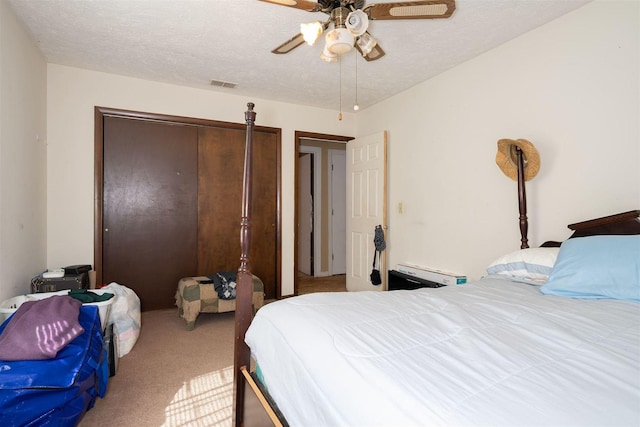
[46,66,356,295]
[0,1,47,301]
[358,0,639,280]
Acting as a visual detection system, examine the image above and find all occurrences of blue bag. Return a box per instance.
[0,305,108,426]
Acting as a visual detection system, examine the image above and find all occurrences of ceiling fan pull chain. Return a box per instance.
[338,54,343,121]
[354,53,360,111]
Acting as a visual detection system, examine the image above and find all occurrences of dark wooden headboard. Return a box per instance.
[542,210,640,247]
[567,210,640,237]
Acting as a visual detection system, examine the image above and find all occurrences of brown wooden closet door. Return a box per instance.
[102,117,198,310]
[198,127,278,299]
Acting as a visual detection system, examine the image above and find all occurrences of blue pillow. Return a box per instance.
[540,235,640,301]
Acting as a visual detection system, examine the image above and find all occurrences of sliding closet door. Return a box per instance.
[249,129,279,299]
[197,126,278,299]
[102,117,198,310]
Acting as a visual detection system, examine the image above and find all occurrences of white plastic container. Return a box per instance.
[0,289,114,330]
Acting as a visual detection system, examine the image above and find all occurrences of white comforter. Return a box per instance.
[245,278,640,427]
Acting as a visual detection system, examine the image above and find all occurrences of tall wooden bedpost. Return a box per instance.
[496,138,540,249]
[233,102,256,427]
[516,146,529,249]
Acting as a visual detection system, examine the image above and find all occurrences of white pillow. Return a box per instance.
[486,247,560,285]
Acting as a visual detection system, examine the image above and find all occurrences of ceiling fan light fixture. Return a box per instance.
[356,32,377,56]
[300,21,323,45]
[325,27,354,55]
[320,44,338,62]
[345,9,369,36]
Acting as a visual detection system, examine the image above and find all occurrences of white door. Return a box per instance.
[330,150,346,275]
[297,153,313,275]
[346,131,387,291]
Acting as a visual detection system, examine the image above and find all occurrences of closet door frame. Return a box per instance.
[94,106,282,297]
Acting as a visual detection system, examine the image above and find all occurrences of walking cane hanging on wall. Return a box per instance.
[496,138,541,249]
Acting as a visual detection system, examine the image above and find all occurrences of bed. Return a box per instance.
[231,103,640,426]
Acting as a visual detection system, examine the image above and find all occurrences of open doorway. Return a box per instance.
[294,131,352,295]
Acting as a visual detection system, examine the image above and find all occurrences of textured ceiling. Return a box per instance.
[8,0,592,111]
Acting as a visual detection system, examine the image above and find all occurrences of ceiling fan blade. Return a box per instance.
[272,21,329,55]
[272,33,306,54]
[259,0,321,12]
[365,0,456,20]
[356,42,386,62]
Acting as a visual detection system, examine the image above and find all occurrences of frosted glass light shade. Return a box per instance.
[301,21,323,46]
[325,28,354,54]
[346,10,368,36]
[356,32,377,56]
[320,45,338,62]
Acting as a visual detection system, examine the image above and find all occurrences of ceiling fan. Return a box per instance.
[259,0,456,62]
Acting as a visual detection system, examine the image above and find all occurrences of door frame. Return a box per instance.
[95,106,283,297]
[294,131,352,295]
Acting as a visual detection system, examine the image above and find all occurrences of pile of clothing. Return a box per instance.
[206,271,238,300]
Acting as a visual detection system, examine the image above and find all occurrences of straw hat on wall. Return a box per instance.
[496,138,540,181]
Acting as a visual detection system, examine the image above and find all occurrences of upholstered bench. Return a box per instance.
[175,275,264,331]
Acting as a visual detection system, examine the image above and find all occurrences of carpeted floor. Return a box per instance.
[81,275,345,426]
[80,309,235,427]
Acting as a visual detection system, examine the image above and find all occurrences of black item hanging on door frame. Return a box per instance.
[374,225,386,251]
[370,225,386,285]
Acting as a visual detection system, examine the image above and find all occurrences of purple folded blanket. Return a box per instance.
[0,295,84,361]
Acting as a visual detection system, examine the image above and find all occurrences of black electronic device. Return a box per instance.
[388,270,445,291]
[31,272,89,293]
[64,264,92,275]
